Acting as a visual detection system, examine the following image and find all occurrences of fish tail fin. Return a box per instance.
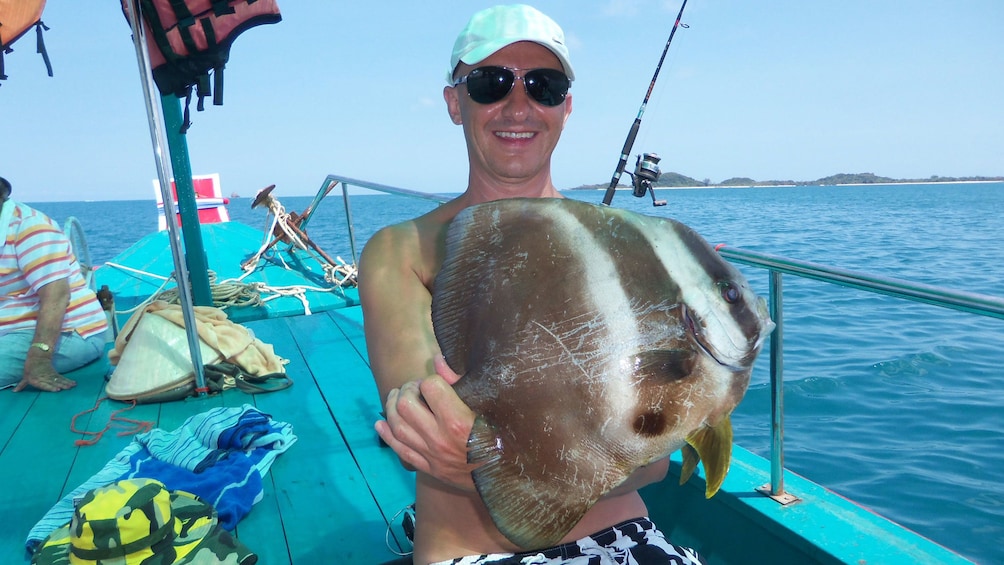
[682,415,734,498]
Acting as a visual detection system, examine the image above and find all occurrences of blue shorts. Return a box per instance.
[0,329,107,388]
[433,518,704,565]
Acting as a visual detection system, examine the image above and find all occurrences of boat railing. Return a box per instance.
[716,246,1004,504]
[320,174,1004,504]
[307,175,451,270]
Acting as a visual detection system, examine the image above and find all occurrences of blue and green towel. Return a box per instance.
[26,404,296,553]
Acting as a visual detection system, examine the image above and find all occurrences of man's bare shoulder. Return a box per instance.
[362,207,445,261]
[358,221,419,292]
[360,198,466,285]
[365,218,421,255]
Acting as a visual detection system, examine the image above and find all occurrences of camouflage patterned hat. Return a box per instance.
[31,479,257,565]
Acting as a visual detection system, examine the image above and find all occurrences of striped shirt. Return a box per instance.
[0,203,108,339]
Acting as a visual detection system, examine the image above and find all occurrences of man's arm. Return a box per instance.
[359,222,477,491]
[359,222,441,400]
[13,278,77,392]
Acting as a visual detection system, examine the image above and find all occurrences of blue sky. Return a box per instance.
[2,1,1001,202]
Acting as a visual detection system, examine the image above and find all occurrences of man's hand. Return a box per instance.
[16,279,74,392]
[14,354,77,392]
[375,355,477,492]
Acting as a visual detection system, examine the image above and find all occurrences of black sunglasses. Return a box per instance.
[454,66,570,107]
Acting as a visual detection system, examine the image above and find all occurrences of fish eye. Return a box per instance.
[720,282,741,304]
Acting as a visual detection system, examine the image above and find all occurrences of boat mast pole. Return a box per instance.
[601,0,688,206]
[123,0,208,395]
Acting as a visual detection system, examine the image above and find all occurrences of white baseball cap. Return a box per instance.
[448,4,575,84]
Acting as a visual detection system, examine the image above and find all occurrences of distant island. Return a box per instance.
[574,172,1004,190]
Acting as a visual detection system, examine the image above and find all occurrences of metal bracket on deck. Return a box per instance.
[244,185,358,287]
[757,484,801,506]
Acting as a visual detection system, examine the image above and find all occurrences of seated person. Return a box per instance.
[0,176,109,392]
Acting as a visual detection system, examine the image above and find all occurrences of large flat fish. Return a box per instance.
[432,198,774,550]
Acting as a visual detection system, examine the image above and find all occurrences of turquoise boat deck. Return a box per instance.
[3,305,971,564]
[4,306,417,564]
[95,221,360,321]
[3,220,973,564]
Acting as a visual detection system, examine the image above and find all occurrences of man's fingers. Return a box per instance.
[375,420,426,473]
[14,374,77,393]
[419,376,475,437]
[381,385,436,465]
[434,354,462,385]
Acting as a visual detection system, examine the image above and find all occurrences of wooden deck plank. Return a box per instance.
[231,463,291,565]
[0,389,38,457]
[60,399,161,492]
[60,369,241,498]
[239,315,400,564]
[296,308,417,553]
[197,385,293,565]
[156,388,228,431]
[325,306,418,554]
[2,359,112,563]
[221,320,298,565]
[4,308,408,564]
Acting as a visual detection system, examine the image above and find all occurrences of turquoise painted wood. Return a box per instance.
[4,312,413,564]
[1,356,115,562]
[6,218,974,564]
[239,314,409,562]
[96,222,359,321]
[296,308,416,552]
[160,93,213,307]
[644,447,971,565]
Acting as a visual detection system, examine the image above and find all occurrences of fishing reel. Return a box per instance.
[627,152,667,206]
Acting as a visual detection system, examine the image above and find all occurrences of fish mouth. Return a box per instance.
[684,305,745,371]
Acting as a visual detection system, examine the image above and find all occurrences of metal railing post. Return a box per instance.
[770,270,784,493]
[124,0,207,395]
[340,182,360,268]
[757,269,798,504]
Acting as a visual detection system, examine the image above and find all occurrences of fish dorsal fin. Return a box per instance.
[433,198,564,375]
[467,414,606,549]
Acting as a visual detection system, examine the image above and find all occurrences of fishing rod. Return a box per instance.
[601,0,689,206]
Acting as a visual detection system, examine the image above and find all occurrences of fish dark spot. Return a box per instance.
[632,411,667,437]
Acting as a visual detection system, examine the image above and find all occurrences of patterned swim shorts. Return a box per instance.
[432,517,704,565]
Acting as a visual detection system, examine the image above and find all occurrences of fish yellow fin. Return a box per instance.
[679,443,700,485]
[683,415,734,498]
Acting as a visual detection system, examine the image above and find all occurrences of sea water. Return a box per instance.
[33,182,1004,564]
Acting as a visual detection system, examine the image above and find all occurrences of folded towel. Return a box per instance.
[26,404,296,552]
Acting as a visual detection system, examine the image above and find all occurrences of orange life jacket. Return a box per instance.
[0,0,53,85]
[126,0,282,131]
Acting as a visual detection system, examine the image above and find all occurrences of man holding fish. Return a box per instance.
[360,5,771,564]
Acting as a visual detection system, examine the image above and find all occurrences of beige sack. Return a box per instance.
[106,300,286,402]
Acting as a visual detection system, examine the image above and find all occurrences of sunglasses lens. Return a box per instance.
[465,67,516,105]
[461,67,570,106]
[524,69,570,107]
